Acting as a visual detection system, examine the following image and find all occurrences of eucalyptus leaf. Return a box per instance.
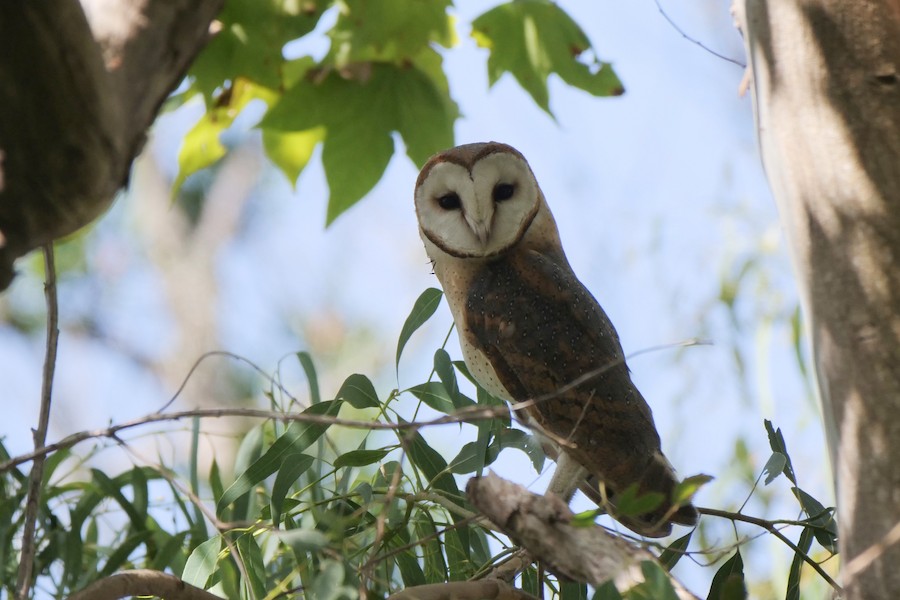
[336,373,380,409]
[182,536,221,588]
[396,288,444,369]
[707,550,747,600]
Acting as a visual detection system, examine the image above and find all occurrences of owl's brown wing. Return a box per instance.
[464,248,697,531]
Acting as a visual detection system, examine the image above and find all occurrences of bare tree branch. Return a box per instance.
[388,580,538,600]
[15,245,59,599]
[67,569,224,600]
[467,473,699,599]
[699,507,841,593]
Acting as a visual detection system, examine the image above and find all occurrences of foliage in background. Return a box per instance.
[1,289,838,599]
[174,0,623,223]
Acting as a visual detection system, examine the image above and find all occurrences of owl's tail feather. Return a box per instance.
[581,452,699,538]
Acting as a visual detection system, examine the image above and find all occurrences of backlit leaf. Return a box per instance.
[472,0,623,115]
[707,550,747,600]
[792,487,838,553]
[217,400,342,515]
[271,453,315,527]
[659,530,693,570]
[182,536,221,588]
[336,373,380,409]
[763,419,797,485]
[334,448,391,468]
[763,452,787,485]
[396,288,443,370]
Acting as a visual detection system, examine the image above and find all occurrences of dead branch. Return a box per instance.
[67,569,223,600]
[467,473,699,599]
[15,245,59,598]
[388,580,538,600]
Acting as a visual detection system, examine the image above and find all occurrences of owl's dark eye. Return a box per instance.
[437,192,461,210]
[493,183,515,202]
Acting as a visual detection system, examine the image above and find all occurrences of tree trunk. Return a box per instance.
[735,1,900,598]
[0,0,223,290]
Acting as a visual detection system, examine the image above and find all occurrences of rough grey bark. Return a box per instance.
[0,0,223,290]
[467,473,699,599]
[735,1,900,598]
[67,569,224,600]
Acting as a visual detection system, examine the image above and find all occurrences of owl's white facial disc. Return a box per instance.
[415,151,540,259]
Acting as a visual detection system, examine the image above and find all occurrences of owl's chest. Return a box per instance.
[458,328,513,401]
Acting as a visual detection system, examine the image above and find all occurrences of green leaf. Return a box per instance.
[262,126,325,186]
[763,452,787,485]
[182,536,221,588]
[659,530,693,570]
[612,484,665,519]
[594,581,624,600]
[189,417,209,541]
[672,473,714,505]
[763,420,797,485]
[262,64,456,223]
[209,458,225,504]
[236,533,267,600]
[522,566,542,598]
[414,513,448,582]
[434,348,460,407]
[406,428,472,578]
[173,79,270,194]
[189,0,326,99]
[151,531,190,573]
[336,373,380,409]
[297,351,322,405]
[334,448,391,468]
[409,381,456,414]
[560,581,588,600]
[626,561,679,600]
[173,111,228,193]
[98,530,154,578]
[312,559,346,600]
[791,487,838,553]
[271,453,315,527]
[497,428,544,471]
[391,53,458,166]
[395,546,427,587]
[407,430,460,500]
[217,400,342,515]
[785,527,813,600]
[448,441,488,475]
[396,288,443,369]
[472,0,623,114]
[89,469,146,532]
[278,529,330,554]
[707,550,747,600]
[327,0,453,66]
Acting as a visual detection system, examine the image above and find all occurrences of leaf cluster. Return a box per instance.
[3,288,842,600]
[175,0,623,224]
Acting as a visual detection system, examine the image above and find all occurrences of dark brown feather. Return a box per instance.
[465,247,697,534]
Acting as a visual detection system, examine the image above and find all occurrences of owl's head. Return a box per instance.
[415,142,550,259]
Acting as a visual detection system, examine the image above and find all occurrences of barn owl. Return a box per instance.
[414,142,698,537]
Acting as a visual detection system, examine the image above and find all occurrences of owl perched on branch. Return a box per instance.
[414,141,698,537]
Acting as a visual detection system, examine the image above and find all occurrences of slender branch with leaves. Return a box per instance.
[2,285,840,600]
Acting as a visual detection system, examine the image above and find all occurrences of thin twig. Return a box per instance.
[653,0,745,68]
[15,243,59,599]
[0,338,713,474]
[699,507,842,593]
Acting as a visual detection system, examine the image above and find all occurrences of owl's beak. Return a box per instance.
[466,217,491,246]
